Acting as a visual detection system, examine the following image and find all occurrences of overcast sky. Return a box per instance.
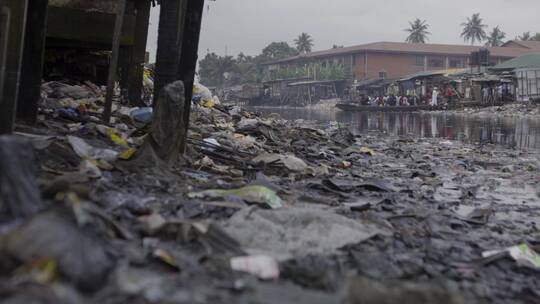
[146,0,539,61]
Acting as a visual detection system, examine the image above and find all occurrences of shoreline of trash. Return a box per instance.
[0,80,539,303]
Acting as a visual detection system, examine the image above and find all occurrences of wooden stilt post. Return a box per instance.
[178,0,205,153]
[102,0,127,123]
[17,0,48,124]
[0,0,28,134]
[154,0,187,105]
[128,0,150,106]
[0,1,10,107]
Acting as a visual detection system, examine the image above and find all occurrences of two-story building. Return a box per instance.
[264,41,540,82]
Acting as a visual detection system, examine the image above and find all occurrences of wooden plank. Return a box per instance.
[102,0,127,123]
[17,0,49,124]
[0,0,28,134]
[178,0,205,153]
[127,0,150,105]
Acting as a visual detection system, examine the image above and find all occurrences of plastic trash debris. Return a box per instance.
[359,147,375,156]
[96,125,129,148]
[118,148,137,160]
[482,243,540,269]
[188,185,284,209]
[79,160,102,178]
[67,136,119,161]
[280,154,308,172]
[223,207,385,259]
[252,153,308,172]
[193,82,213,105]
[0,211,114,292]
[230,255,280,279]
[130,107,153,123]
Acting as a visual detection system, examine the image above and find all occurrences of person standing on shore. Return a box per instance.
[431,88,439,106]
[446,86,453,104]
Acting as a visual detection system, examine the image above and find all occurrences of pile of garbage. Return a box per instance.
[0,80,539,303]
[450,102,540,117]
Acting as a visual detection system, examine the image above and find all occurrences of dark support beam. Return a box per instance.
[154,0,187,105]
[0,1,10,107]
[119,46,132,94]
[178,0,205,153]
[103,0,127,123]
[0,0,28,134]
[17,0,48,124]
[128,0,150,106]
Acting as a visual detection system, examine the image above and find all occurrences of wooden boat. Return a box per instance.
[336,101,507,112]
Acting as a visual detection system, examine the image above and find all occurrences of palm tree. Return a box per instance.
[294,33,314,53]
[485,26,506,47]
[405,19,430,43]
[518,32,532,41]
[461,13,488,45]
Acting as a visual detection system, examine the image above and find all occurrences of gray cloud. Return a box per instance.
[146,0,539,61]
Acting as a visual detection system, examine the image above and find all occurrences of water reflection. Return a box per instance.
[249,107,540,150]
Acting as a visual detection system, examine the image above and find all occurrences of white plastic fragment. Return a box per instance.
[230,255,279,279]
[482,243,540,269]
[67,136,119,162]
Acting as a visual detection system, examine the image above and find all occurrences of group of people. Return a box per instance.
[347,85,456,107]
[481,84,508,103]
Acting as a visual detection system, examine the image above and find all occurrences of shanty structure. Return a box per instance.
[492,53,540,101]
[280,79,346,106]
[0,0,205,136]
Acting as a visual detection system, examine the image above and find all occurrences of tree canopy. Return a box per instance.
[461,13,488,45]
[261,42,299,61]
[405,19,430,44]
[294,33,314,53]
[485,26,506,47]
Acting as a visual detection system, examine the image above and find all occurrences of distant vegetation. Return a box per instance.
[198,41,299,87]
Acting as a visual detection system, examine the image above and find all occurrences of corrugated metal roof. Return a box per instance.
[266,42,540,65]
[491,53,540,70]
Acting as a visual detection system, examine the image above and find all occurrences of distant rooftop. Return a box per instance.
[492,53,540,70]
[266,41,540,65]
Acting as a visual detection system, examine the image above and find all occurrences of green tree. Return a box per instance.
[405,18,430,43]
[198,53,239,87]
[261,42,299,61]
[533,33,540,41]
[461,13,488,45]
[294,32,314,53]
[518,32,532,41]
[485,26,506,47]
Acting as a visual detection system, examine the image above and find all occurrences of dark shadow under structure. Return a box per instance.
[0,0,205,153]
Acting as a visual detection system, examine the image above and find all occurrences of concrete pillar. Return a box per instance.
[423,55,428,71]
